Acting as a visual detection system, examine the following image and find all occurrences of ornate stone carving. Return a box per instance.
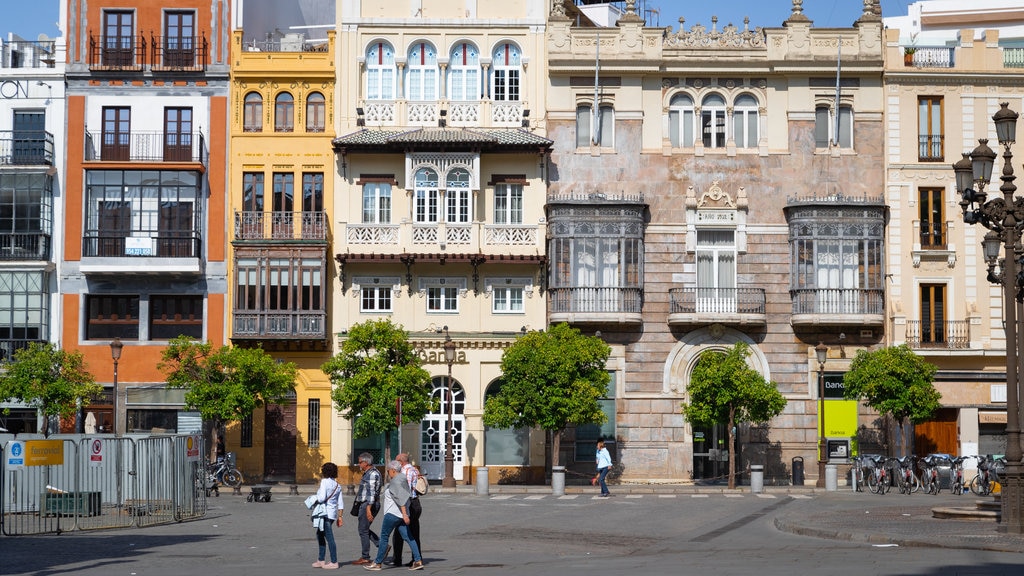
[666,17,765,49]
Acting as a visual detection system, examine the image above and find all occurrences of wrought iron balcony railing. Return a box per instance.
[0,233,51,260]
[0,131,54,166]
[81,231,201,258]
[549,287,643,314]
[918,135,944,161]
[790,288,885,316]
[905,319,970,349]
[668,287,766,315]
[85,130,206,164]
[233,211,327,241]
[88,34,208,71]
[232,311,326,340]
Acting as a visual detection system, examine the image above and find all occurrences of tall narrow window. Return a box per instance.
[308,398,321,448]
[164,11,195,68]
[366,41,396,100]
[101,107,131,161]
[301,173,324,238]
[668,93,695,147]
[836,106,853,148]
[406,42,438,101]
[449,42,480,101]
[919,187,945,249]
[272,173,294,238]
[918,96,944,161]
[102,10,134,67]
[163,107,193,162]
[362,183,392,223]
[815,104,853,148]
[576,105,613,148]
[414,168,440,223]
[244,93,263,132]
[732,94,759,149]
[242,173,264,211]
[306,92,325,132]
[445,169,471,224]
[274,93,294,132]
[701,94,727,148]
[696,230,737,313]
[427,285,459,312]
[494,184,523,225]
[920,284,946,345]
[491,43,521,102]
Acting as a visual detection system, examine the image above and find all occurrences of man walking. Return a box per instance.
[389,453,422,567]
[352,452,383,565]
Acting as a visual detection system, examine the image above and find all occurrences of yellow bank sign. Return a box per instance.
[25,440,64,466]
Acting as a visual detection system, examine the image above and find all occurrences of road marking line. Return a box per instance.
[525,495,546,500]
[558,495,578,500]
[625,494,643,499]
[691,494,709,498]
[657,494,677,498]
[490,495,513,500]
[725,494,744,498]
[756,494,777,499]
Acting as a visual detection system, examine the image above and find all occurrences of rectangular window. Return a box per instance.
[102,10,134,67]
[362,183,392,223]
[235,258,260,311]
[492,287,524,313]
[87,294,140,340]
[576,105,613,148]
[272,173,294,238]
[149,295,203,340]
[240,412,253,447]
[493,184,523,225]
[919,188,945,249]
[427,286,459,312]
[308,398,320,448]
[920,284,946,345]
[0,271,49,356]
[163,107,193,162]
[814,105,853,148]
[361,286,393,312]
[446,189,470,224]
[414,189,439,223]
[696,230,737,313]
[163,11,195,68]
[918,96,944,161]
[101,107,131,161]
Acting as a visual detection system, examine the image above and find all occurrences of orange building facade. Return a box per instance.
[61,0,231,435]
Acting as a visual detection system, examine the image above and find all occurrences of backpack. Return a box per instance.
[414,475,429,496]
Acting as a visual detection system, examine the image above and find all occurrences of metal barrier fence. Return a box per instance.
[1,434,207,535]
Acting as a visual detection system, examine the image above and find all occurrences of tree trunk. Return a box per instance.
[727,405,736,490]
[551,429,561,469]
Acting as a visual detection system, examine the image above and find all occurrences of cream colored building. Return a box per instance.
[883,0,1024,462]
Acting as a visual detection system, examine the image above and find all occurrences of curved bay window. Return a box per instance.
[548,198,645,320]
[786,200,885,320]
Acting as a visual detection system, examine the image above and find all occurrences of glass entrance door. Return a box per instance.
[692,423,732,482]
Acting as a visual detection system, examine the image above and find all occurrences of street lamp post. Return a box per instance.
[956,102,1024,534]
[442,327,456,488]
[815,342,828,488]
[109,337,123,435]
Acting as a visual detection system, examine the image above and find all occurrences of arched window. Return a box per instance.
[733,93,759,148]
[274,92,294,132]
[406,41,438,101]
[701,93,726,148]
[668,93,694,147]
[413,168,439,223]
[445,168,471,224]
[491,42,522,102]
[306,92,325,132]
[483,380,530,466]
[243,92,263,132]
[448,42,480,101]
[366,41,396,100]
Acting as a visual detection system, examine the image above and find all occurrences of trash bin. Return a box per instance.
[792,456,805,486]
[750,464,764,493]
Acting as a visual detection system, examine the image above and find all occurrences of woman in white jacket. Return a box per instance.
[312,462,344,569]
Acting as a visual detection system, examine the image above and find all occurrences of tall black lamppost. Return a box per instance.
[109,337,123,435]
[442,327,456,488]
[815,342,828,488]
[956,101,1024,534]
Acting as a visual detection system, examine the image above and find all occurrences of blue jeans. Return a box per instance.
[316,518,337,563]
[358,502,380,560]
[374,514,421,564]
[597,466,611,495]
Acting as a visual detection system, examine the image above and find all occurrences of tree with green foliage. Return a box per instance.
[680,342,787,489]
[0,342,101,437]
[842,344,941,457]
[321,319,434,463]
[160,336,298,457]
[483,323,611,470]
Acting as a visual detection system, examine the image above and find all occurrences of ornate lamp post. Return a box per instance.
[956,102,1024,533]
[442,327,456,488]
[109,337,123,435]
[815,342,828,488]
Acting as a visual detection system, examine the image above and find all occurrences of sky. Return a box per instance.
[1,1,915,41]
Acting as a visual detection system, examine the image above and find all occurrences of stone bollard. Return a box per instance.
[551,466,566,496]
[825,464,838,491]
[476,466,489,496]
[750,464,764,494]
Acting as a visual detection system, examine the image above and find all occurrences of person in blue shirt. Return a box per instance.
[595,440,613,497]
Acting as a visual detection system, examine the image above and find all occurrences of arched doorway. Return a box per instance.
[419,376,465,481]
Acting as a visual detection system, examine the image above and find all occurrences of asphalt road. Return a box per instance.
[3,487,1024,576]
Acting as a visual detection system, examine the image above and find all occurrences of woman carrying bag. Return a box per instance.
[311,462,344,569]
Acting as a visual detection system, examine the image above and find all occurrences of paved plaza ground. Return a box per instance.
[3,483,1024,576]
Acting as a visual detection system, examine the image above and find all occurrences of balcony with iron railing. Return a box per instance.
[1,38,56,68]
[360,99,528,129]
[234,211,328,242]
[0,338,47,362]
[343,221,541,256]
[1005,48,1024,68]
[912,220,956,267]
[904,319,970,350]
[80,229,202,274]
[84,130,206,165]
[232,311,326,341]
[0,232,51,261]
[905,47,955,68]
[88,34,208,71]
[549,287,643,325]
[790,288,885,327]
[0,131,54,166]
[667,286,767,327]
[918,134,944,162]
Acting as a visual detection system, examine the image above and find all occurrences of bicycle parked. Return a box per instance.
[895,455,921,495]
[948,455,971,495]
[863,454,890,495]
[851,455,870,492]
[970,454,1006,496]
[196,452,244,497]
[918,453,950,495]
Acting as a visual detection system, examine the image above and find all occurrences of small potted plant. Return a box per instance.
[904,46,917,66]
